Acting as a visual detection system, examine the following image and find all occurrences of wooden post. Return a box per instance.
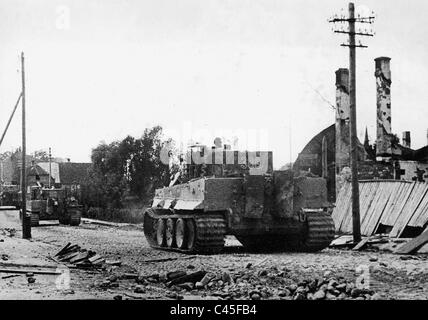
[21,52,31,239]
[348,3,361,243]
[48,147,52,188]
[322,136,328,179]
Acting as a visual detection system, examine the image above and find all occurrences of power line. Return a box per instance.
[304,80,336,111]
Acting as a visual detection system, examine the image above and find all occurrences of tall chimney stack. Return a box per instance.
[335,68,350,176]
[402,131,411,148]
[375,57,392,158]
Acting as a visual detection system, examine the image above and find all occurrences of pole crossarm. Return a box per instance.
[340,44,368,48]
[334,30,374,37]
[328,17,375,23]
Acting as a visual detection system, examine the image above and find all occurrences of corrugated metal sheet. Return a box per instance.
[332,180,428,237]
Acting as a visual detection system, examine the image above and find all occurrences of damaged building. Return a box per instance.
[293,56,428,237]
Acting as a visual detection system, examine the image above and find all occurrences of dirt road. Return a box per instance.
[0,209,427,300]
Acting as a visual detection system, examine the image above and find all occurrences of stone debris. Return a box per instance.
[0,228,16,238]
[118,265,380,300]
[27,277,36,284]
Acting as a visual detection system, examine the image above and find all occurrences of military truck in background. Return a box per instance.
[20,186,82,227]
[0,184,20,208]
[143,143,335,254]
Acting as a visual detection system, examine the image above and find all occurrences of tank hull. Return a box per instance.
[144,173,335,254]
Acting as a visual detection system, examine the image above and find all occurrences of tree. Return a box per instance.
[86,125,174,209]
[33,150,49,161]
[126,126,171,200]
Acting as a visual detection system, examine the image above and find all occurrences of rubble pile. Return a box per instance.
[117,265,380,300]
[1,228,16,238]
[54,242,105,268]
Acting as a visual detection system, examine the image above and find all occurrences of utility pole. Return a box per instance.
[329,3,375,243]
[48,147,52,188]
[21,52,31,239]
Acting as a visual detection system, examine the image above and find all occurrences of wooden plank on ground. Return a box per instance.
[0,268,61,275]
[352,237,370,251]
[55,242,72,257]
[69,252,89,264]
[395,228,428,254]
[58,251,81,262]
[0,206,17,211]
[88,254,103,263]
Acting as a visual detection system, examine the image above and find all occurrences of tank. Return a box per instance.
[143,145,335,254]
[21,186,82,227]
[0,185,20,208]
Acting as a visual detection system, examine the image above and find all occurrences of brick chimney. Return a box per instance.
[375,57,392,157]
[335,68,350,174]
[402,131,411,148]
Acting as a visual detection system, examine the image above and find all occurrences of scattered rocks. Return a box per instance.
[222,272,233,284]
[177,282,194,291]
[134,285,145,294]
[108,275,118,282]
[293,292,306,300]
[370,293,383,300]
[249,291,261,300]
[287,284,298,292]
[166,291,183,299]
[313,290,326,300]
[258,269,268,277]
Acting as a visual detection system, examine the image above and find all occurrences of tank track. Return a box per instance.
[237,211,335,252]
[69,208,82,226]
[299,210,335,252]
[143,208,226,254]
[30,212,40,227]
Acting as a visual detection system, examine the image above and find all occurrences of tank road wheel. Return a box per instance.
[59,213,70,225]
[186,219,196,251]
[166,218,176,248]
[175,218,187,249]
[156,218,167,247]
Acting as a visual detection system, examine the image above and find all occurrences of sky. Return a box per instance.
[0,0,427,168]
